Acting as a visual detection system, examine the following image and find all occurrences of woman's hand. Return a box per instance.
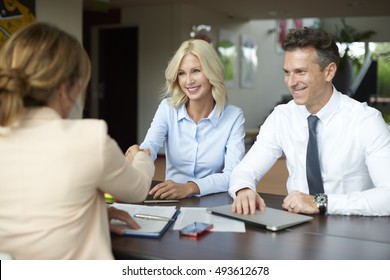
[149,180,200,199]
[107,206,140,235]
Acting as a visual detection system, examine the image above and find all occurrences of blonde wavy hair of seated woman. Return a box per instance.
[0,22,90,129]
[163,39,227,115]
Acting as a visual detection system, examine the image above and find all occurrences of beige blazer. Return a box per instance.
[0,107,154,259]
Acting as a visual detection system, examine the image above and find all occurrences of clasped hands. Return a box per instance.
[125,144,150,161]
[232,188,320,215]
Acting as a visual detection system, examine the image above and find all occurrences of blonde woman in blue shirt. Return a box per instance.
[140,39,245,199]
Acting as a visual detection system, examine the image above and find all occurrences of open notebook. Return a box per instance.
[207,205,313,231]
[110,203,179,238]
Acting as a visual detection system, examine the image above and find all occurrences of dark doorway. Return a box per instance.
[98,27,138,152]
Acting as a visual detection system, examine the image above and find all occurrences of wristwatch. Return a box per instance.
[314,193,328,214]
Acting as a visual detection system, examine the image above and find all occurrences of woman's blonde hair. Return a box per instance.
[163,39,227,114]
[0,22,91,127]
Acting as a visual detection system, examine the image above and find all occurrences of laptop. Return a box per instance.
[206,205,313,231]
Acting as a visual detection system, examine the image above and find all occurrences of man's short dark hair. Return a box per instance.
[282,27,340,70]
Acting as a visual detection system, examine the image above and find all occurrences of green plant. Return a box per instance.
[382,113,390,124]
[333,18,376,70]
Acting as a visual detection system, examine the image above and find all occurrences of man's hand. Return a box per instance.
[282,190,319,214]
[232,188,266,215]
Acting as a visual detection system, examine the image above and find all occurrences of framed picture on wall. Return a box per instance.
[217,29,237,88]
[240,34,258,88]
[0,0,36,48]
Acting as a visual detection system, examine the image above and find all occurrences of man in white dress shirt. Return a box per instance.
[229,27,390,216]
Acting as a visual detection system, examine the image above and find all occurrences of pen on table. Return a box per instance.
[134,213,175,222]
[143,199,179,204]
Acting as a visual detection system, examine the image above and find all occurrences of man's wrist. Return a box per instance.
[236,187,255,196]
[314,193,328,214]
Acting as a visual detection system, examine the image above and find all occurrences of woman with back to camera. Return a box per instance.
[139,39,245,199]
[0,22,154,259]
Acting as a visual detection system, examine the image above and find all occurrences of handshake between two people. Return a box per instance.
[125,144,151,162]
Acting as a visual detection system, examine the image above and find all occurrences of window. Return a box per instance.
[342,42,390,123]
[342,42,390,99]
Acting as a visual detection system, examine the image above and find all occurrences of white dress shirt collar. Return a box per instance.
[177,102,220,127]
[298,86,341,126]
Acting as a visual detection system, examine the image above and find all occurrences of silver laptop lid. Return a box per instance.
[207,205,313,231]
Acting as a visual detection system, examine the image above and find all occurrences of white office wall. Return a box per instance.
[215,20,288,129]
[34,0,83,120]
[36,0,82,41]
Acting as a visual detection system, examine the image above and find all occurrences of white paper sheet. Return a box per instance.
[111,203,177,235]
[173,207,245,232]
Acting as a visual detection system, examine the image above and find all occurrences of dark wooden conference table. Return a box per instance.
[111,184,390,260]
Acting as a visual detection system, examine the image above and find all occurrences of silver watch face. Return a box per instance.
[315,193,327,214]
[315,193,328,210]
[316,194,327,205]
